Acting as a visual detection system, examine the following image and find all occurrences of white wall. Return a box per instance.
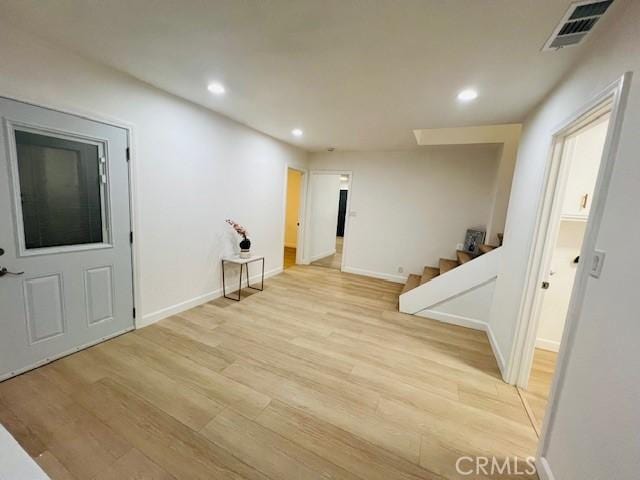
[307,173,341,261]
[309,146,500,282]
[413,124,521,246]
[487,0,640,477]
[561,118,609,219]
[0,21,308,325]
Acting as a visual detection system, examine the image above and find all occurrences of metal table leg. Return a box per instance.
[222,259,242,301]
[246,258,265,292]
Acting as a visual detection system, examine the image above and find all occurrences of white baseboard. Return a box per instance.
[411,308,506,379]
[535,457,555,480]
[340,266,406,284]
[536,338,561,352]
[138,267,283,328]
[487,323,506,377]
[309,249,336,262]
[416,309,487,331]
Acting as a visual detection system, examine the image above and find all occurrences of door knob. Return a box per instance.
[0,267,24,277]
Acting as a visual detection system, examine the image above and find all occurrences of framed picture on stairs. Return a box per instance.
[463,229,486,255]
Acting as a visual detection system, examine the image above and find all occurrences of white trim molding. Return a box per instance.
[535,457,556,480]
[309,249,336,263]
[487,323,506,376]
[416,309,487,332]
[415,309,505,376]
[138,266,283,328]
[340,266,406,284]
[535,338,560,352]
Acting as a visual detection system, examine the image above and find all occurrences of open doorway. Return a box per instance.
[308,171,351,270]
[283,167,304,269]
[516,101,616,436]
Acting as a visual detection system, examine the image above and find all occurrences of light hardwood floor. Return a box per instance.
[0,265,539,479]
[518,349,558,436]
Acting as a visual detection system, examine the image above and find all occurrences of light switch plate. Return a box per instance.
[590,250,606,278]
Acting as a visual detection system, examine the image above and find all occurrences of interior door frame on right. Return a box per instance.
[502,73,631,469]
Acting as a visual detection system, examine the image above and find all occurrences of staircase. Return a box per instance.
[400,240,502,297]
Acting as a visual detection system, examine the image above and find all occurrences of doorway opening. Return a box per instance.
[283,167,304,269]
[308,171,351,271]
[518,113,610,434]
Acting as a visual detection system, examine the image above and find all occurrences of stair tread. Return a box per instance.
[456,250,473,264]
[479,244,497,254]
[401,274,421,295]
[439,258,459,274]
[420,266,440,285]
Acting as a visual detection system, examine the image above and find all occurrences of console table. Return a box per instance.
[221,255,265,301]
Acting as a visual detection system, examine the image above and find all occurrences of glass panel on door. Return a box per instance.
[14,130,107,249]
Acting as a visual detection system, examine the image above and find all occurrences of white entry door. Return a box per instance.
[0,98,134,380]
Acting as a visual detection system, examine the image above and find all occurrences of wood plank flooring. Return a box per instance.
[518,349,558,435]
[0,265,539,479]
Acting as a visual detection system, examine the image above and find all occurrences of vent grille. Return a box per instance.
[570,0,614,19]
[558,17,598,36]
[543,0,615,51]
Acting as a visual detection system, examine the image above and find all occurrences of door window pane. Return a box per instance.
[15,130,105,249]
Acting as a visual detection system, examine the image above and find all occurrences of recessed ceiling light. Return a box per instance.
[457,89,478,101]
[207,82,226,95]
[292,128,303,137]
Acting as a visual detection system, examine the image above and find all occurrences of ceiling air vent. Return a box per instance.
[543,0,614,51]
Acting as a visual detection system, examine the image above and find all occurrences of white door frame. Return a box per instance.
[281,164,308,266]
[502,72,631,461]
[303,169,353,270]
[0,94,141,327]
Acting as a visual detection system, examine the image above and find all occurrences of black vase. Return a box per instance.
[239,237,251,258]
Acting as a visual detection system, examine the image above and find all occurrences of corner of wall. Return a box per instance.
[486,322,507,377]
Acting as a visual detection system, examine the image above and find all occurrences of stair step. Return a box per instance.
[439,258,459,274]
[401,274,421,295]
[479,244,496,254]
[420,266,440,285]
[456,250,473,264]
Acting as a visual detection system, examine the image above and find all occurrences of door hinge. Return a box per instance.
[133,307,136,319]
[129,231,134,244]
[126,147,130,161]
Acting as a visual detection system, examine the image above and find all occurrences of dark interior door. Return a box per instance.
[336,189,348,237]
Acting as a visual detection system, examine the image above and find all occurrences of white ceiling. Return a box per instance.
[1,0,600,151]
